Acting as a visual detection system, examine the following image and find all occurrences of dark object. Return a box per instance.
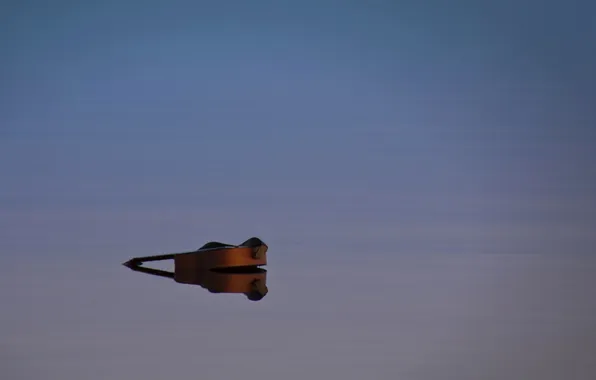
[122,237,269,301]
[123,237,268,270]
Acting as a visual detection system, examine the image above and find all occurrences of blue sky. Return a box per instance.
[1,0,595,258]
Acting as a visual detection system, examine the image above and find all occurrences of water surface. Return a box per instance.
[2,236,595,379]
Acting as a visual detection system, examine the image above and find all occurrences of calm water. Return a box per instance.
[2,222,595,379]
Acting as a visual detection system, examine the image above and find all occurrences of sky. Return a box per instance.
[2,0,595,258]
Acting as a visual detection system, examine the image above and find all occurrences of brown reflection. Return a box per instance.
[122,237,269,301]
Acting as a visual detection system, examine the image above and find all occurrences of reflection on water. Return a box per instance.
[122,237,269,301]
[2,248,595,380]
[124,261,268,301]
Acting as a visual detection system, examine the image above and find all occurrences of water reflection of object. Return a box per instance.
[122,238,269,301]
[123,262,268,301]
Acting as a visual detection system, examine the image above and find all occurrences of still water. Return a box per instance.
[2,232,595,379]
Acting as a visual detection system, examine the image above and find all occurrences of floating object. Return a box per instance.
[123,237,268,270]
[122,237,269,301]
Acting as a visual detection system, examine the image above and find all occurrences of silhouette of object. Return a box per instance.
[122,237,269,301]
[123,237,267,270]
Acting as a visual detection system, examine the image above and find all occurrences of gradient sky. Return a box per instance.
[1,2,596,379]
[2,0,595,258]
